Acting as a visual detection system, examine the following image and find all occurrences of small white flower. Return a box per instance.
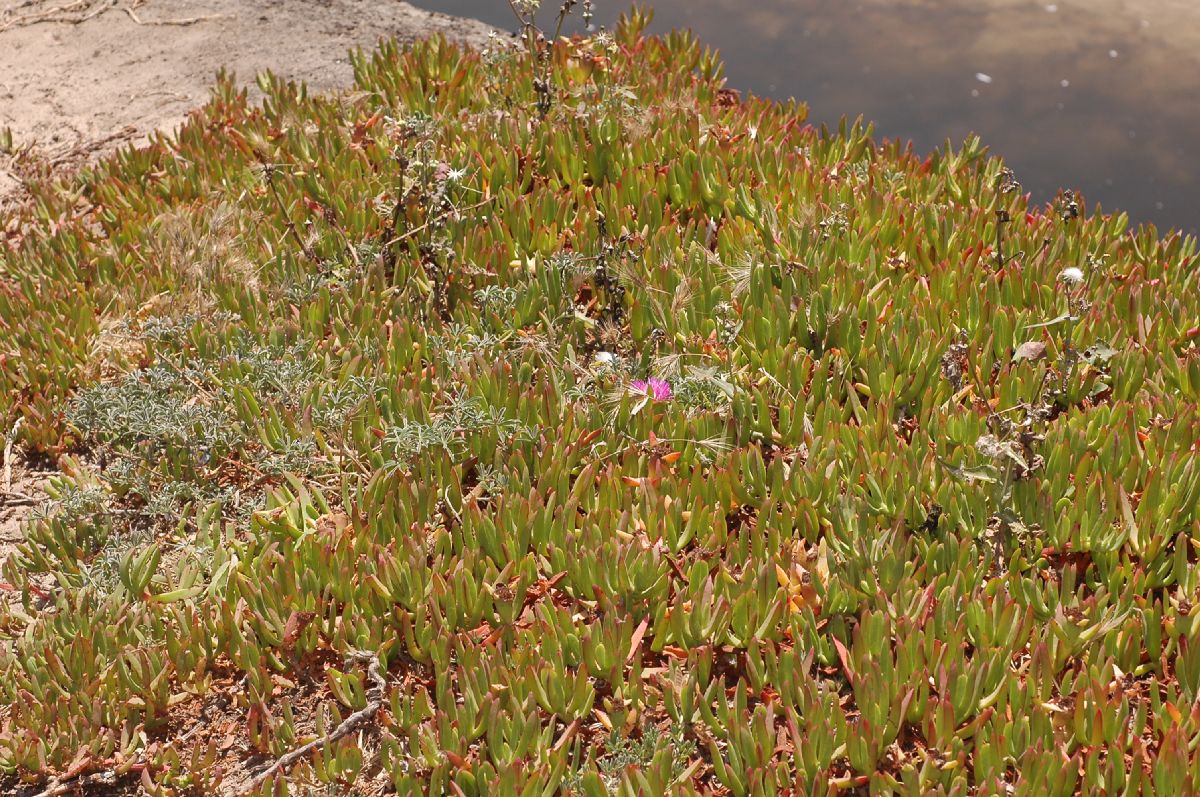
[1058,266,1085,286]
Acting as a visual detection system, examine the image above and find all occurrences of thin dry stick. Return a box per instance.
[48,124,138,166]
[241,650,386,794]
[2,418,20,495]
[31,768,147,797]
[381,195,495,248]
[1,0,87,22]
[73,0,109,20]
[26,658,227,796]
[33,775,104,797]
[0,0,115,31]
[121,4,226,25]
[258,162,319,262]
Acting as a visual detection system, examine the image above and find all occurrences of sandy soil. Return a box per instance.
[0,0,496,200]
[0,453,47,586]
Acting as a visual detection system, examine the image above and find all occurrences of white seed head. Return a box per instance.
[1058,266,1084,286]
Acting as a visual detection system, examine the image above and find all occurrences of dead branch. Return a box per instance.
[26,692,225,797]
[382,195,496,249]
[2,418,20,495]
[121,5,227,26]
[47,124,139,166]
[31,771,122,797]
[0,0,117,32]
[241,650,387,794]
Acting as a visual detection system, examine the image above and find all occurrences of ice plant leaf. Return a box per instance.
[1024,312,1074,329]
[1083,340,1118,365]
[0,17,1195,795]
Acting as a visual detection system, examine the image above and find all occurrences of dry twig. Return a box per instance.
[0,0,117,32]
[2,418,20,495]
[121,4,227,26]
[31,771,123,797]
[241,650,387,793]
[25,686,222,796]
[382,195,495,249]
[48,124,139,167]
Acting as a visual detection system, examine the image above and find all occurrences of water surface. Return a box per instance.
[427,0,1199,234]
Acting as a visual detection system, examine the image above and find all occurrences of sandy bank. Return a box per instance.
[0,0,497,201]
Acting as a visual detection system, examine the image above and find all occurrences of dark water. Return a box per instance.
[423,0,1199,235]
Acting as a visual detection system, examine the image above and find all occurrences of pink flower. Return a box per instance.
[631,378,672,401]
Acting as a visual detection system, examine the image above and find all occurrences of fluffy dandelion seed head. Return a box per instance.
[1058,266,1085,286]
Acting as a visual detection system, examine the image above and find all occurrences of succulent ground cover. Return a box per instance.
[2,6,1200,794]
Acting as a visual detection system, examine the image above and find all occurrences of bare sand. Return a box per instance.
[0,0,496,201]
